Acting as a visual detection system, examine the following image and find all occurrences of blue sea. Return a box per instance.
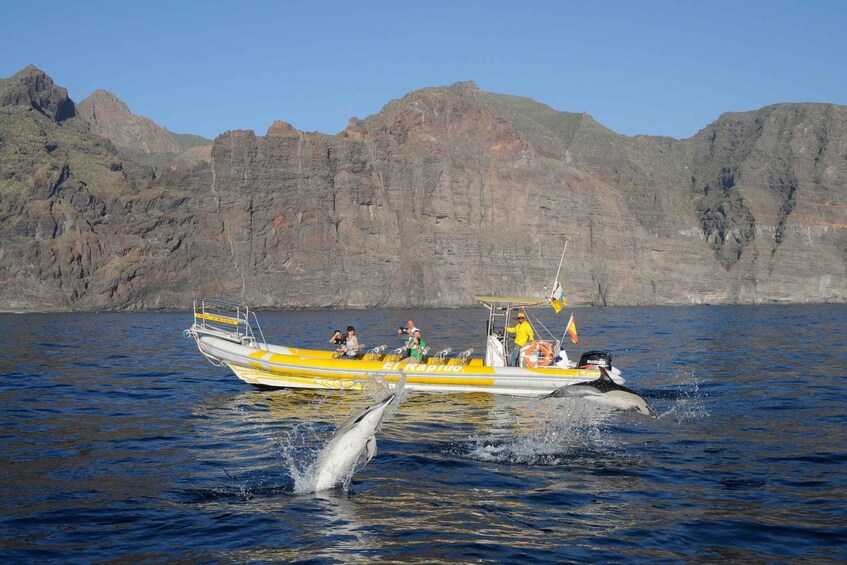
[1,305,846,563]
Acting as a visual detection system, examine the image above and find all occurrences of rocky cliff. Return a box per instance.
[0,66,844,311]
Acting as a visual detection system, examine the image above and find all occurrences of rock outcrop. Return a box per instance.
[77,89,182,153]
[76,89,212,169]
[0,65,75,122]
[0,67,844,311]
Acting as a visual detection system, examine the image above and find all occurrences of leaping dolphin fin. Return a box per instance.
[352,435,377,475]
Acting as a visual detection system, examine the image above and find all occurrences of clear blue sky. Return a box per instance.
[3,0,845,140]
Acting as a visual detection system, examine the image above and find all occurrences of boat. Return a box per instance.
[184,297,625,397]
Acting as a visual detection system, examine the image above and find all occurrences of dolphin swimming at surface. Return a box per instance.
[310,393,396,492]
[545,367,655,416]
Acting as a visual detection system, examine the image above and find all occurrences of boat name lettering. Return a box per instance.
[381,362,464,373]
[196,312,240,325]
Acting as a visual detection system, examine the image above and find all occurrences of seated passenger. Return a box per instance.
[337,326,360,357]
[407,329,426,362]
[329,329,346,346]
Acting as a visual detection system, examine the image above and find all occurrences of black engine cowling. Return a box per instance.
[577,350,612,369]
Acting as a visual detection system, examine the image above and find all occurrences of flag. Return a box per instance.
[550,298,563,313]
[565,313,578,344]
[549,282,567,313]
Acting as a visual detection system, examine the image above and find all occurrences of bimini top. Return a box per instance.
[475,295,548,309]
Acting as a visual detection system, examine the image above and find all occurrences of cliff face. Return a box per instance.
[0,68,844,311]
[683,104,847,302]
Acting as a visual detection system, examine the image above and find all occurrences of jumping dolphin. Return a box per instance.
[545,367,654,416]
[311,393,396,492]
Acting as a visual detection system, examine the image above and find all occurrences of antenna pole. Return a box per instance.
[553,240,568,286]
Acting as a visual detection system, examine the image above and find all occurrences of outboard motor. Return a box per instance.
[577,350,612,369]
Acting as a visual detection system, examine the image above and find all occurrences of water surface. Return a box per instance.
[1,305,845,562]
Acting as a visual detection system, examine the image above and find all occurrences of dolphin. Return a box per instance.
[311,393,396,492]
[545,367,654,416]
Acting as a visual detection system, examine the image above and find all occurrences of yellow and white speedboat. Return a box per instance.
[184,298,624,397]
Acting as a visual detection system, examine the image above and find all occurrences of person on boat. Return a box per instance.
[329,329,346,346]
[407,329,427,363]
[398,319,419,335]
[506,312,534,367]
[403,321,423,355]
[338,326,360,357]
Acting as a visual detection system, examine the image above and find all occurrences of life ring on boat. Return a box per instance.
[522,341,554,368]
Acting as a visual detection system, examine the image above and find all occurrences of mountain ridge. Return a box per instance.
[0,65,844,311]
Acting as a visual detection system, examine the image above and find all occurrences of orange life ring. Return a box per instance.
[522,341,554,368]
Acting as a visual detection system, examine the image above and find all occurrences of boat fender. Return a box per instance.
[523,341,554,368]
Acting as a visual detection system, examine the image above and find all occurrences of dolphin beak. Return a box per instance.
[381,393,397,408]
[373,393,397,420]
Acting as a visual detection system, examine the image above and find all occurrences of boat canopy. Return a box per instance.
[474,295,548,309]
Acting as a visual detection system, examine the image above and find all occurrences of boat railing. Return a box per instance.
[448,348,475,366]
[428,347,452,365]
[382,347,406,362]
[189,298,267,350]
[362,345,388,361]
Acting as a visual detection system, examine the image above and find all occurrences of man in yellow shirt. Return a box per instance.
[506,312,534,367]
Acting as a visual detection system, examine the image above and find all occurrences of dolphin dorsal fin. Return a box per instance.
[352,435,377,474]
[598,366,614,382]
[365,434,377,462]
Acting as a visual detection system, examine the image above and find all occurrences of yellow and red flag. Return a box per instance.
[565,313,578,344]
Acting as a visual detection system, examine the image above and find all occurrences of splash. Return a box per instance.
[462,399,621,466]
[654,366,710,421]
[281,421,325,494]
[363,370,409,403]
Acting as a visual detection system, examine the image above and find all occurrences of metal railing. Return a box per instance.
[188,298,267,349]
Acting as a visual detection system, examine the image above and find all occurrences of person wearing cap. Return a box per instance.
[399,319,422,355]
[506,312,534,367]
[406,328,427,362]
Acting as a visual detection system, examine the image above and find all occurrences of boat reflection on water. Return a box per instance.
[214,382,551,437]
[190,374,637,478]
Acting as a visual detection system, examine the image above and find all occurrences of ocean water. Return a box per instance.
[1,305,845,563]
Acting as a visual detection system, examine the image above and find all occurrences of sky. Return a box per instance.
[2,0,845,141]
